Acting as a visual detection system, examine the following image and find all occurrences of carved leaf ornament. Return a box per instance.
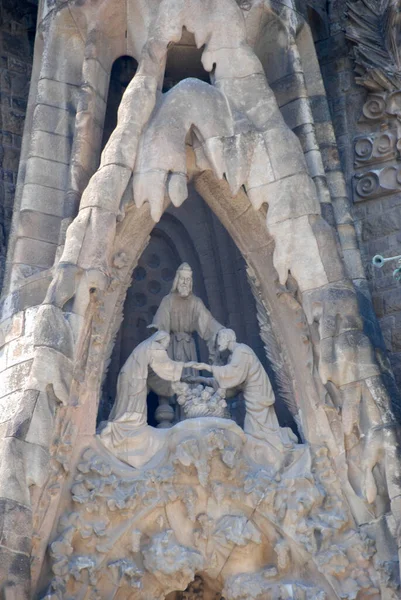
[346,0,401,92]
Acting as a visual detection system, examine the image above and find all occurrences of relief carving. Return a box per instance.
[347,0,401,202]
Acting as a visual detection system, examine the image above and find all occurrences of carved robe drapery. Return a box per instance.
[99,336,184,468]
[211,344,297,448]
[152,292,223,362]
[109,337,184,426]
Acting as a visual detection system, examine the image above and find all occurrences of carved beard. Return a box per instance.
[177,283,191,297]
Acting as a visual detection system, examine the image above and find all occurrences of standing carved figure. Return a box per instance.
[196,329,297,448]
[151,263,223,364]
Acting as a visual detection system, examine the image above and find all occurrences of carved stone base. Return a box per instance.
[41,419,383,599]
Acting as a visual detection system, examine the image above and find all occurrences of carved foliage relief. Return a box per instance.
[42,419,386,600]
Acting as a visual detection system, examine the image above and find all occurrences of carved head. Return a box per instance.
[153,330,171,349]
[172,263,193,297]
[217,328,236,352]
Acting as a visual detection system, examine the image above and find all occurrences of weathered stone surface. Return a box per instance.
[20,183,65,217]
[0,1,400,598]
[18,211,62,245]
[5,390,39,440]
[33,305,74,359]
[0,498,31,555]
[13,237,57,269]
[27,346,72,406]
[320,330,380,386]
[268,215,329,291]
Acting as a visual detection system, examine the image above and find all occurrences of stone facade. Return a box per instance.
[2,0,401,598]
[0,0,36,290]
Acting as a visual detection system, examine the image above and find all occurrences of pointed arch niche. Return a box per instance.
[100,182,299,434]
[94,166,323,447]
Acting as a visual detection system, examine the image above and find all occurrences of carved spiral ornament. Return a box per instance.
[355,171,380,197]
[354,137,373,161]
[362,95,386,120]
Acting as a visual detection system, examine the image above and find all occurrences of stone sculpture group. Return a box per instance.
[99,263,296,469]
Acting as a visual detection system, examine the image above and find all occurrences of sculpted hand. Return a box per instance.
[185,361,212,372]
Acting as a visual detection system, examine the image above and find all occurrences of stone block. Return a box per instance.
[383,288,401,316]
[362,210,400,242]
[27,346,72,405]
[263,127,307,180]
[41,27,85,87]
[337,224,359,250]
[293,123,320,153]
[18,210,62,245]
[83,57,110,102]
[78,119,104,153]
[79,84,107,125]
[0,546,30,599]
[309,94,332,123]
[9,272,52,310]
[268,215,328,292]
[34,304,74,358]
[314,122,337,146]
[80,165,131,211]
[37,77,78,110]
[0,436,48,504]
[70,135,99,176]
[321,202,336,227]
[304,149,325,178]
[1,107,25,136]
[259,172,320,225]
[29,129,72,165]
[302,280,362,340]
[342,248,366,280]
[0,498,31,555]
[207,45,264,80]
[0,390,23,425]
[309,215,346,283]
[23,306,40,338]
[0,312,24,347]
[271,72,306,108]
[20,183,65,217]
[5,336,34,370]
[320,330,380,386]
[25,390,55,447]
[217,74,282,131]
[280,97,314,130]
[0,360,32,400]
[5,390,39,440]
[13,237,57,269]
[2,146,20,172]
[25,156,69,190]
[32,103,74,138]
[325,170,347,198]
[0,69,11,93]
